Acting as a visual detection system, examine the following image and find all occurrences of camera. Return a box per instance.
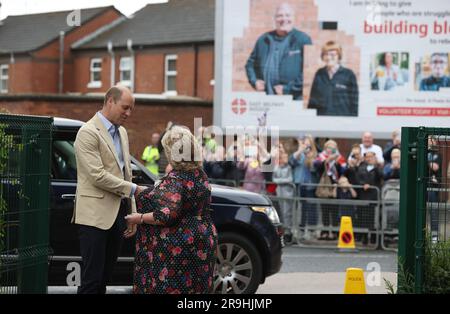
[305,146,311,153]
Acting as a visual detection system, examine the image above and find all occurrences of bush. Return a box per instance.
[423,235,450,293]
[385,234,450,294]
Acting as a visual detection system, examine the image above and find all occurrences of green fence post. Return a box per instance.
[398,127,418,292]
[414,127,428,293]
[17,117,52,294]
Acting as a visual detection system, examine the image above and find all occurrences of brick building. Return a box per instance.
[70,0,215,100]
[0,6,123,94]
[0,0,215,157]
[0,0,379,159]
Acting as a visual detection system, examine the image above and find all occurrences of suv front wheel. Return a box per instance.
[213,232,263,294]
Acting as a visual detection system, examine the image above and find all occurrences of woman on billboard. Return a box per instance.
[371,52,405,91]
[307,41,359,117]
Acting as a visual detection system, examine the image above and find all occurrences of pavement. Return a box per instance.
[256,272,397,294]
[254,245,397,294]
[48,246,398,294]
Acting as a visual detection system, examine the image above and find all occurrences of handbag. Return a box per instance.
[315,171,334,198]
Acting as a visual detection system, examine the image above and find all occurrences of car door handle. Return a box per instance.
[61,194,76,200]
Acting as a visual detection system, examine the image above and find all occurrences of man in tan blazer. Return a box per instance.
[73,85,144,294]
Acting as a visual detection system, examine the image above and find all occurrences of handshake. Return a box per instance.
[134,185,148,198]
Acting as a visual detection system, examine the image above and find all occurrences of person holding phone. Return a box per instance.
[313,140,347,240]
[289,134,319,241]
[383,148,401,181]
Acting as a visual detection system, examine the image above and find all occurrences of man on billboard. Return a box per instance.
[419,53,450,91]
[307,41,359,116]
[245,2,312,100]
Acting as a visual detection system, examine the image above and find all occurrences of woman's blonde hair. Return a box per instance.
[161,125,203,171]
[323,139,338,150]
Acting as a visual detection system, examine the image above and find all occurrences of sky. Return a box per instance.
[0,0,168,20]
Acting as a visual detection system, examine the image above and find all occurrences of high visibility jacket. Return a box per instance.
[141,145,160,175]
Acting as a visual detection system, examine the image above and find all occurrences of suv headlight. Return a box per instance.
[251,206,281,224]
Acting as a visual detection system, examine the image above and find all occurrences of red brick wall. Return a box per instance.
[197,45,214,100]
[72,53,111,93]
[134,51,166,94]
[0,97,212,159]
[8,59,33,93]
[72,44,214,99]
[177,49,196,97]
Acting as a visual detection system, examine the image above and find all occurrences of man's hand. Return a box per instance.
[348,158,356,168]
[274,85,284,95]
[255,80,265,91]
[327,154,338,162]
[363,184,370,191]
[134,185,147,198]
[123,220,137,238]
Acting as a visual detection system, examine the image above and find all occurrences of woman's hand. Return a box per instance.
[125,213,143,225]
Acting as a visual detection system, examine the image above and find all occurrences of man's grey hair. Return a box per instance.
[431,53,448,62]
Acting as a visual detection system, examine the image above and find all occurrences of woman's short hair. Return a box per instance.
[321,41,342,60]
[161,125,203,171]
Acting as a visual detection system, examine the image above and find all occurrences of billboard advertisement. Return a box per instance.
[214,0,450,138]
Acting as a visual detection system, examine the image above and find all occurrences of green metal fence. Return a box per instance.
[0,114,53,294]
[398,126,450,293]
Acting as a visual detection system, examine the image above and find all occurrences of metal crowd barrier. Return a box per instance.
[206,175,405,250]
[425,186,450,243]
[380,180,400,251]
[289,183,381,249]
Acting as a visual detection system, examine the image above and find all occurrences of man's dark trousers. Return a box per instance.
[77,200,127,294]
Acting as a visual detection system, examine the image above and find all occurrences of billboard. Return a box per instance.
[214,0,450,138]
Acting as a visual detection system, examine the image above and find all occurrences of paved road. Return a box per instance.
[48,245,398,294]
[256,245,398,294]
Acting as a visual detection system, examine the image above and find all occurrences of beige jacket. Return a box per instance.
[72,114,136,230]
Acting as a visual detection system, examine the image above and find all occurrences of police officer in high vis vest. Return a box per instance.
[141,133,161,176]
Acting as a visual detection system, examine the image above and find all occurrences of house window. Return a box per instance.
[119,57,132,87]
[165,55,177,95]
[0,65,9,93]
[88,58,102,88]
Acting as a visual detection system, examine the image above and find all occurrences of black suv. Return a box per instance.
[48,117,283,294]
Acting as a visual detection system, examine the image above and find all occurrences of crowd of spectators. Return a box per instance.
[143,126,446,245]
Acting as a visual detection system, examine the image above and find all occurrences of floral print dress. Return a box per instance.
[133,168,218,294]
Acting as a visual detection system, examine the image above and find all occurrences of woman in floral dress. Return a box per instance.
[125,126,218,294]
